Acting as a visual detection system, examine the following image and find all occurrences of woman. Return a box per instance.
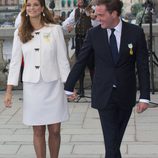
[4,0,70,158]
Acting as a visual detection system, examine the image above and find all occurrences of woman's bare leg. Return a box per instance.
[33,125,46,158]
[48,123,61,158]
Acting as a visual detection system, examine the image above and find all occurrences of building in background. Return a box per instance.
[0,0,19,5]
[0,0,21,26]
[0,0,157,27]
[53,0,77,20]
[53,0,148,20]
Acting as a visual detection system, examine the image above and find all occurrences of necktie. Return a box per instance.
[109,28,119,64]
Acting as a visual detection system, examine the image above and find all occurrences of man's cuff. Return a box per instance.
[139,99,149,103]
[65,90,73,95]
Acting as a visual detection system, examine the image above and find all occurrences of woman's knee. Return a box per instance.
[48,123,61,137]
[33,125,46,137]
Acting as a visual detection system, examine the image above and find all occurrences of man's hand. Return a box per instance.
[4,92,12,108]
[67,89,77,102]
[136,102,149,113]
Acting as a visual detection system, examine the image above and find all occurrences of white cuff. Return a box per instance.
[139,99,149,103]
[65,90,73,95]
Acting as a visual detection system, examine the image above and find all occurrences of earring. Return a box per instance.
[26,14,28,17]
[42,12,45,17]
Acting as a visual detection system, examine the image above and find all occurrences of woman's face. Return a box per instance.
[26,0,44,18]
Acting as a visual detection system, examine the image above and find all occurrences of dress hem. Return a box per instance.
[23,117,69,126]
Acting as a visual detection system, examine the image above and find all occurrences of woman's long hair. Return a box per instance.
[18,0,55,43]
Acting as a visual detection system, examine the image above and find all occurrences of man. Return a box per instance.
[64,0,150,158]
[62,0,95,97]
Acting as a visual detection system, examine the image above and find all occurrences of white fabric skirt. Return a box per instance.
[22,77,69,126]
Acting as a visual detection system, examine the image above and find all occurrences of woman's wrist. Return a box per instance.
[6,91,12,95]
[6,85,13,94]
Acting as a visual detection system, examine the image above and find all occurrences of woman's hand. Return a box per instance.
[4,92,13,108]
[67,89,77,102]
[136,102,149,113]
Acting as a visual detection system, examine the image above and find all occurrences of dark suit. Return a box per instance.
[65,21,150,158]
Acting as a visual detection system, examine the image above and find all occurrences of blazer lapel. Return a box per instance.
[98,21,129,65]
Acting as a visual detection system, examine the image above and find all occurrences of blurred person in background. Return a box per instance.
[62,0,95,97]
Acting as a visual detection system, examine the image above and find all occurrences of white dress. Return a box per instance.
[7,24,70,126]
[23,75,69,125]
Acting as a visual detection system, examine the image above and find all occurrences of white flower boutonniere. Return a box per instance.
[128,43,133,55]
[43,33,51,43]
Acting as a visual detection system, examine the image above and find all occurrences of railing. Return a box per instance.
[0,24,158,90]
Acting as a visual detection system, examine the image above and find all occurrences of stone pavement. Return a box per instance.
[0,90,158,158]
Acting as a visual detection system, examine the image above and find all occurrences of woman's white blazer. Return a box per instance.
[7,24,70,85]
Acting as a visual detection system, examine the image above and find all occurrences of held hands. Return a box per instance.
[67,89,78,102]
[136,102,149,113]
[4,92,12,108]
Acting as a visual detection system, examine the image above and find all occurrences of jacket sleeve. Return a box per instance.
[136,28,150,100]
[55,25,70,83]
[62,9,75,31]
[7,29,22,86]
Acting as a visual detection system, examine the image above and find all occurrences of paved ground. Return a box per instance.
[0,90,158,158]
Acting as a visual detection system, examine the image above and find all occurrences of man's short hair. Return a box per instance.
[96,0,123,16]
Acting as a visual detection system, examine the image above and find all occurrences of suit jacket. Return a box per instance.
[65,21,150,109]
[8,24,70,85]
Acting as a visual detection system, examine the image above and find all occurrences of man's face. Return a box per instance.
[95,5,118,29]
[77,0,84,7]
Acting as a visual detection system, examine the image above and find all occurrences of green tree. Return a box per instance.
[131,3,143,17]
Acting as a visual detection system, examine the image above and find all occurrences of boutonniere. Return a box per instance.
[128,43,133,55]
[43,33,51,43]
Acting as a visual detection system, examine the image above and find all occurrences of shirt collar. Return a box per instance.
[114,19,122,33]
[107,19,122,34]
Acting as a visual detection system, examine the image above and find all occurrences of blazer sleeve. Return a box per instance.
[7,29,22,86]
[55,25,70,83]
[136,28,150,100]
[64,29,94,92]
[62,9,75,31]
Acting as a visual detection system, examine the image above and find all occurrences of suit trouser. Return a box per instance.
[75,35,94,95]
[98,88,133,158]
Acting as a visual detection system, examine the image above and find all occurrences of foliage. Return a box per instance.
[136,10,145,24]
[131,3,143,17]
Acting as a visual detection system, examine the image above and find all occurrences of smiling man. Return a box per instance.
[64,0,150,157]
